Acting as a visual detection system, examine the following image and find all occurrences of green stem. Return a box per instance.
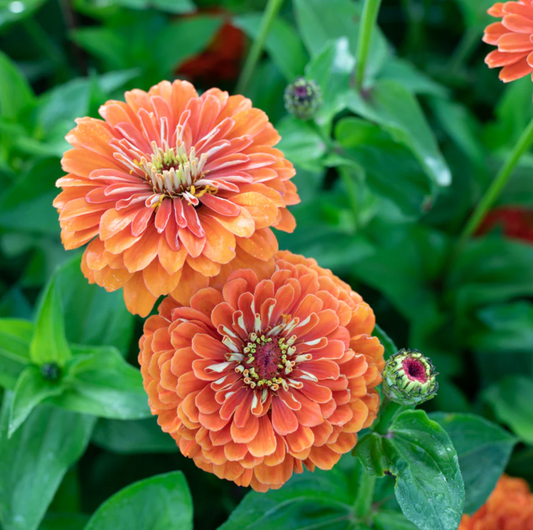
[236,0,284,95]
[448,27,479,75]
[356,0,383,90]
[353,467,376,519]
[457,115,533,247]
[373,400,405,435]
[340,165,363,231]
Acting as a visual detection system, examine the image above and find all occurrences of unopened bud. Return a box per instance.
[41,362,61,381]
[284,77,322,121]
[382,349,438,406]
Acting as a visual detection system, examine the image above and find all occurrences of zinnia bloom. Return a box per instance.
[459,475,533,530]
[477,206,533,242]
[483,1,533,82]
[54,80,299,316]
[138,251,384,491]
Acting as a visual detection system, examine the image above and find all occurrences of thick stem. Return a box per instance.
[356,0,383,90]
[353,466,377,519]
[457,114,533,247]
[373,399,406,435]
[236,0,284,95]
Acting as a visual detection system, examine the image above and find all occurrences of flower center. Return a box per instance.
[235,333,299,392]
[137,141,216,207]
[402,357,427,383]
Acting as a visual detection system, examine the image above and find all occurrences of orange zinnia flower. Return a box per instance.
[483,1,533,82]
[138,251,384,491]
[459,475,533,530]
[54,80,299,316]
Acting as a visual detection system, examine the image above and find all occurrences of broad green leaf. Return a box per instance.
[348,80,451,187]
[0,395,94,530]
[219,465,356,530]
[357,410,464,530]
[306,38,355,128]
[48,345,150,420]
[431,413,516,513]
[485,376,533,444]
[469,301,533,353]
[9,365,64,437]
[372,323,397,360]
[55,257,134,355]
[92,417,179,454]
[0,50,35,119]
[373,512,417,530]
[71,28,129,70]
[277,116,327,170]
[0,158,60,234]
[84,472,193,530]
[234,14,307,81]
[30,275,72,366]
[0,319,32,389]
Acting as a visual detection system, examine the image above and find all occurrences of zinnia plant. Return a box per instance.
[54,80,299,316]
[138,251,384,491]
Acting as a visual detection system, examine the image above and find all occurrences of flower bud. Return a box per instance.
[382,349,438,406]
[41,362,61,381]
[284,77,322,121]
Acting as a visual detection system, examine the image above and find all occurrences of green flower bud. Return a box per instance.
[284,77,322,121]
[41,362,61,381]
[382,349,438,406]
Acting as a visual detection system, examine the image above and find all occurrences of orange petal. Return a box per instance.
[232,192,278,230]
[142,259,183,297]
[208,208,255,238]
[171,264,210,305]
[122,272,157,317]
[236,228,278,261]
[201,215,236,264]
[186,254,221,277]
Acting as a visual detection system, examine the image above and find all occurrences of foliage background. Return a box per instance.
[0,0,532,528]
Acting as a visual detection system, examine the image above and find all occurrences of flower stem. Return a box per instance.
[373,399,406,435]
[353,465,376,519]
[356,0,383,90]
[457,114,533,247]
[236,0,284,95]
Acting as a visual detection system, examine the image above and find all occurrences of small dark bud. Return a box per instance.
[41,363,61,381]
[284,77,322,121]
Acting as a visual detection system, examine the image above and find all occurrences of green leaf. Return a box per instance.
[357,410,464,530]
[84,472,193,530]
[49,345,150,420]
[219,465,355,530]
[30,275,72,366]
[114,0,194,12]
[348,80,451,187]
[372,323,397,360]
[0,50,35,120]
[39,513,89,530]
[431,412,516,514]
[0,0,47,29]
[485,376,533,444]
[0,319,32,390]
[92,417,179,454]
[373,512,417,530]
[277,116,326,170]
[235,14,307,81]
[0,395,94,530]
[9,365,64,437]
[306,38,355,128]
[55,257,134,355]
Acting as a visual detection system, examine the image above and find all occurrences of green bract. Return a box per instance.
[382,349,438,405]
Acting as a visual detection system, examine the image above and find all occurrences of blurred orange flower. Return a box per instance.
[477,206,533,242]
[459,475,533,529]
[54,80,299,316]
[483,1,533,82]
[138,251,384,491]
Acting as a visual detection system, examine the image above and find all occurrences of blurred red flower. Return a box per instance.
[459,475,533,529]
[54,80,298,316]
[477,206,533,242]
[483,1,533,82]
[138,251,384,491]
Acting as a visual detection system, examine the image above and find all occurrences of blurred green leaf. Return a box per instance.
[30,275,72,366]
[485,376,533,444]
[84,472,193,530]
[431,412,516,514]
[92,417,179,454]
[0,318,32,389]
[56,257,134,356]
[0,395,94,530]
[348,80,452,187]
[0,0,46,30]
[9,365,64,437]
[357,410,464,530]
[0,50,34,120]
[373,512,417,530]
[49,345,150,420]
[39,513,89,530]
[235,14,307,81]
[372,323,397,360]
[114,0,194,12]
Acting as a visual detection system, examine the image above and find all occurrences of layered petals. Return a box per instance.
[55,80,299,316]
[138,251,384,491]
